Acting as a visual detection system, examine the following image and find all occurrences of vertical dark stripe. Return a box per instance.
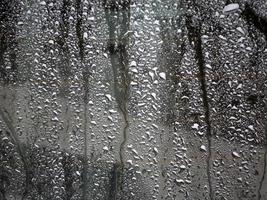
[186,15,213,200]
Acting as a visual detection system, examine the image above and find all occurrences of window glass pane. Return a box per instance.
[0,0,266,199]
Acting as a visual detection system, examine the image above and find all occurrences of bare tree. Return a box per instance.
[103,0,131,198]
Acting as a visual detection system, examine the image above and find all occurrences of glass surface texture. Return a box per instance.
[0,0,267,199]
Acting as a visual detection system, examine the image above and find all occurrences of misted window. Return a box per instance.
[0,0,267,200]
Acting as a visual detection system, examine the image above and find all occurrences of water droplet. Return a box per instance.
[159,72,166,80]
[200,145,207,151]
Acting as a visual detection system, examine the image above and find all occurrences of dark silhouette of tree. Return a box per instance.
[103,0,131,198]
[0,0,19,83]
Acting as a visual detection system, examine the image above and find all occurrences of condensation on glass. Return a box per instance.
[0,0,267,200]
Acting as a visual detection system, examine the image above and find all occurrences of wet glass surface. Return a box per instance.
[0,0,267,199]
